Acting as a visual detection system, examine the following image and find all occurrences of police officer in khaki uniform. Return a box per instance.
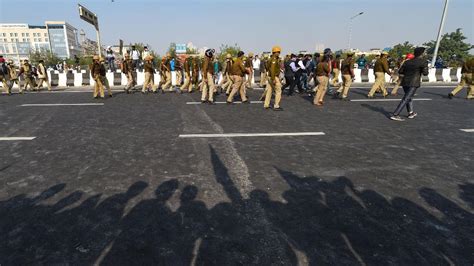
[142,55,157,93]
[157,55,167,91]
[201,49,216,104]
[91,55,105,99]
[227,51,248,104]
[245,53,254,89]
[331,54,342,87]
[314,54,331,106]
[180,55,192,93]
[19,59,37,91]
[368,51,391,98]
[191,56,200,93]
[259,54,268,88]
[122,53,135,93]
[36,60,51,91]
[264,46,283,111]
[219,54,232,94]
[161,54,173,92]
[336,52,355,100]
[100,58,113,97]
[449,58,474,100]
[7,60,21,94]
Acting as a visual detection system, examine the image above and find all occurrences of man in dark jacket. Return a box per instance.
[390,47,429,121]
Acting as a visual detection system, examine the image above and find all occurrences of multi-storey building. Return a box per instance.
[0,21,81,64]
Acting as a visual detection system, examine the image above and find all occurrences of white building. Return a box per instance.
[0,21,81,63]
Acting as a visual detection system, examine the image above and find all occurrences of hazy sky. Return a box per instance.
[0,0,472,54]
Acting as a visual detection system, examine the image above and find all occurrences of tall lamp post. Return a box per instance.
[348,12,364,51]
[431,0,449,67]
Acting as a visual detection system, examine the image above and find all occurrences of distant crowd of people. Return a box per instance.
[1,45,473,121]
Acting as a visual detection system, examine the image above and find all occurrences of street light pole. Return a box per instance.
[348,12,364,51]
[431,0,449,67]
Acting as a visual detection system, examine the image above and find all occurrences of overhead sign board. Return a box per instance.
[78,4,98,29]
[176,43,187,54]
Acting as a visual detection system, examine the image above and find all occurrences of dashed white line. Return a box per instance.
[350,98,432,102]
[0,137,36,141]
[179,132,326,138]
[20,103,104,106]
[460,129,474,133]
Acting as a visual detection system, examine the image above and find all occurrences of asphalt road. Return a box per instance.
[0,86,473,265]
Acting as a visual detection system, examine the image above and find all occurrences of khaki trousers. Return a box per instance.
[260,72,267,87]
[368,72,388,96]
[227,75,246,102]
[201,73,216,102]
[181,72,192,92]
[176,71,182,87]
[103,76,112,96]
[125,72,135,90]
[93,75,105,98]
[264,77,282,108]
[36,76,51,91]
[162,71,172,91]
[451,73,474,98]
[337,74,353,98]
[142,72,156,92]
[225,75,234,94]
[246,70,253,88]
[24,76,36,91]
[314,76,329,104]
[331,69,340,86]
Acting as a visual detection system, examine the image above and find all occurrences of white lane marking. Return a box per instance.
[186,101,263,105]
[0,137,36,141]
[460,129,474,133]
[20,103,104,106]
[179,132,326,138]
[350,98,432,102]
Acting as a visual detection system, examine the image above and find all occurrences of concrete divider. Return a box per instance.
[66,71,75,87]
[1,67,463,89]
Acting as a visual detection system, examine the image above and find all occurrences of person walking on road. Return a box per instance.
[142,55,157,93]
[122,53,135,93]
[331,54,342,87]
[263,46,283,111]
[100,58,113,97]
[336,52,355,100]
[19,59,37,92]
[391,54,413,96]
[390,47,429,121]
[448,58,474,100]
[7,60,21,94]
[313,54,331,106]
[368,51,391,98]
[227,51,248,104]
[36,60,52,91]
[0,56,10,95]
[282,54,297,96]
[91,55,105,99]
[201,49,217,104]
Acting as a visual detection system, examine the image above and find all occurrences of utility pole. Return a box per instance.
[348,12,364,51]
[431,0,449,67]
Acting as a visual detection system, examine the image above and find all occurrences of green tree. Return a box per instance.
[424,28,474,67]
[167,42,176,58]
[186,47,197,55]
[28,49,62,67]
[218,43,241,63]
[389,41,415,60]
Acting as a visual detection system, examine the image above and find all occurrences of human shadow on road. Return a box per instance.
[1,151,472,265]
[360,103,392,117]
